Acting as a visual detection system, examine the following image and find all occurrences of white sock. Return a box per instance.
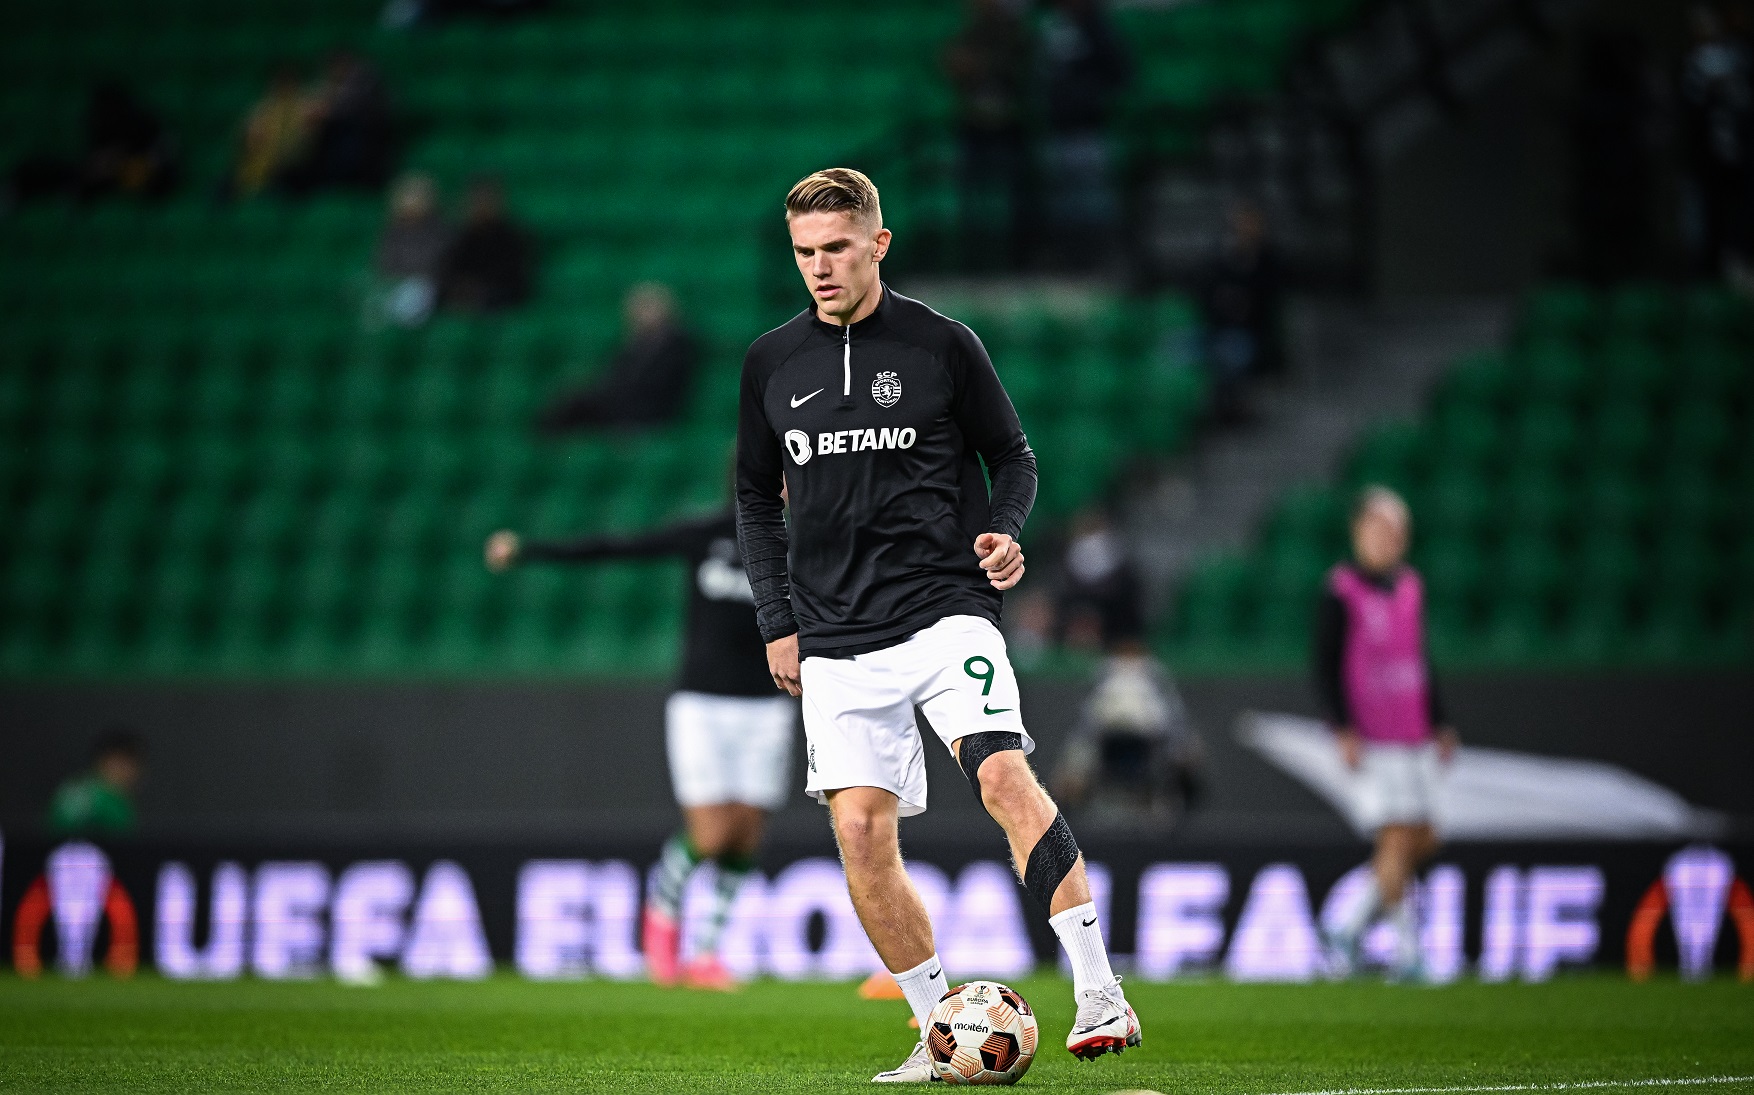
[1339,877,1381,942]
[1049,902,1116,997]
[1391,898,1420,969]
[892,953,947,1032]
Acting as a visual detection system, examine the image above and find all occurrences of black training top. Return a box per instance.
[520,509,774,697]
[1310,564,1447,729]
[735,285,1038,659]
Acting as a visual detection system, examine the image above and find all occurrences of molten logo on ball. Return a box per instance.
[925,979,1037,1085]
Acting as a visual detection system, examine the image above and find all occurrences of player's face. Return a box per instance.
[1352,505,1410,572]
[788,211,891,322]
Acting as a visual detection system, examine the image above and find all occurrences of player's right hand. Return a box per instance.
[767,633,801,697]
[1337,728,1363,770]
[484,530,521,573]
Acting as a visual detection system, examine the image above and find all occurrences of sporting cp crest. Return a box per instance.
[871,371,902,408]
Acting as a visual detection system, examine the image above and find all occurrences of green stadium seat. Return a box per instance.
[1519,339,1590,406]
[1510,401,1582,468]
[1172,555,1258,649]
[1477,600,1547,662]
[1574,532,1642,602]
[1603,284,1676,343]
[1667,399,1734,464]
[1520,284,1595,342]
[1598,338,1668,405]
[1428,403,1499,472]
[1587,399,1656,469]
[1503,468,1575,533]
[1499,532,1565,604]
[1419,537,1484,608]
[1674,339,1746,402]
[1420,469,1491,538]
[1579,473,1652,535]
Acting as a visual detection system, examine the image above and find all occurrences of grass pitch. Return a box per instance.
[0,972,1749,1093]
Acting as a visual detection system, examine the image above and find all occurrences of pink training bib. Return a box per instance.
[1330,564,1432,744]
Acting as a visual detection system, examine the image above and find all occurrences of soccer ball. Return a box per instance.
[923,979,1038,1085]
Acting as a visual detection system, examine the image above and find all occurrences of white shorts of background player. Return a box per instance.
[1357,740,1440,829]
[800,614,1036,816]
[665,691,796,811]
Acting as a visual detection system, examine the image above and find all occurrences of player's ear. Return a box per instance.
[873,227,892,262]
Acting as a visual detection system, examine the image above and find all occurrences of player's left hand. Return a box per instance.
[974,533,1025,590]
[1435,726,1459,766]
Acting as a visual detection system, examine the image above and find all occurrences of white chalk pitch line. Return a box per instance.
[1266,1076,1754,1095]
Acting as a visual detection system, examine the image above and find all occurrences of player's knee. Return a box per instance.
[831,807,892,867]
[957,731,1027,812]
[976,753,1038,816]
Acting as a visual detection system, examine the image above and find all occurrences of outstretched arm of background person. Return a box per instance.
[482,519,709,572]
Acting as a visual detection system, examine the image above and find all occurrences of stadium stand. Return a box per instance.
[2,0,1354,679]
[1161,283,1754,673]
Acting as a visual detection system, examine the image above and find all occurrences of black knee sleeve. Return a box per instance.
[1022,812,1080,913]
[958,731,1023,804]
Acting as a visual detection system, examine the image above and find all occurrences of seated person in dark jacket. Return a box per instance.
[8,82,180,206]
[537,282,699,432]
[441,177,533,312]
[279,51,395,194]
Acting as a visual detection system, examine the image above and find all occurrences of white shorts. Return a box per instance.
[800,615,1035,816]
[1359,741,1439,828]
[665,691,796,811]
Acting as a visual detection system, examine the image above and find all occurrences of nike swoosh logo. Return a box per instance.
[929,970,942,980]
[791,388,824,408]
[983,705,1011,715]
[1081,917,1098,928]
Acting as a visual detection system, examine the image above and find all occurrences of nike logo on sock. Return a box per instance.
[983,704,1011,715]
[1081,917,1098,928]
[791,388,824,408]
[929,970,942,980]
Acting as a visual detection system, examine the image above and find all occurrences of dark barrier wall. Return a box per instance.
[5,837,1751,983]
[3,670,1750,841]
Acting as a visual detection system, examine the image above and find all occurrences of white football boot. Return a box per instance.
[1066,978,1142,1061]
[1320,925,1360,979]
[871,1041,941,1083]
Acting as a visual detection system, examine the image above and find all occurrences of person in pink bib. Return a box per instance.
[1313,486,1458,981]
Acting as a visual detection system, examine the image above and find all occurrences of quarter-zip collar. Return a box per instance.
[808,280,892,337]
[809,282,892,406]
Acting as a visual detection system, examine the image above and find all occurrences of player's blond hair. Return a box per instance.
[784,168,882,229]
[1352,484,1411,530]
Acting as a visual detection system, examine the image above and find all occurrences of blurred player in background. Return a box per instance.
[1314,486,1458,982]
[737,168,1139,1083]
[485,501,792,992]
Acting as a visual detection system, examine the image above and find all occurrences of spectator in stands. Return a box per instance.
[441,177,534,312]
[1056,506,1146,653]
[1051,640,1204,826]
[944,0,1033,269]
[537,282,699,432]
[1037,0,1130,271]
[280,51,395,194]
[373,171,452,326]
[46,728,145,839]
[226,64,313,200]
[1678,4,1754,280]
[5,82,180,209]
[1199,201,1281,425]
